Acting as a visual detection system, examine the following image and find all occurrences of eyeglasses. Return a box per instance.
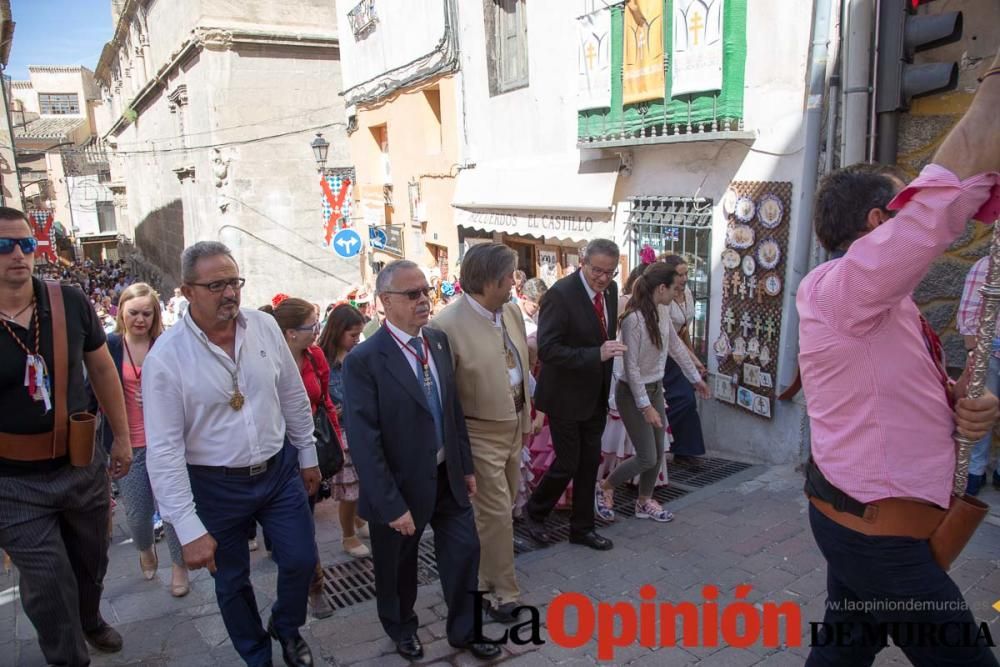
[187,277,246,293]
[295,322,320,333]
[0,237,37,255]
[586,264,619,279]
[383,286,432,300]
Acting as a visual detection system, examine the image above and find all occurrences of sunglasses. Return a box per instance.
[0,237,38,255]
[383,286,433,300]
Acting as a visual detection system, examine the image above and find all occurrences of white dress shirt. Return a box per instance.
[142,308,317,545]
[465,295,525,389]
[384,319,446,464]
[580,269,609,330]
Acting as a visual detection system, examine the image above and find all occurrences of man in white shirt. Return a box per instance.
[143,242,320,667]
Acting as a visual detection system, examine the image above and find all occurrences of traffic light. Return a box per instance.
[875,0,963,113]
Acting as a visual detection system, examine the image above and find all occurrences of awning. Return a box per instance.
[452,158,620,243]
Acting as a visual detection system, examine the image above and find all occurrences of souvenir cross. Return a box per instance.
[740,312,753,339]
[730,271,743,297]
[764,316,776,342]
[755,316,763,338]
[738,277,747,300]
[723,307,735,334]
[747,276,757,301]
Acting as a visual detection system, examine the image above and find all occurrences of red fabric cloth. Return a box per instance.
[301,345,341,438]
[593,292,608,338]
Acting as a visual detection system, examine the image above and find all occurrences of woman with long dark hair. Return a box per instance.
[595,263,709,522]
[317,304,370,558]
[659,254,708,462]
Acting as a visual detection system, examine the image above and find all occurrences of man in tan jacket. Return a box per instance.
[430,243,532,624]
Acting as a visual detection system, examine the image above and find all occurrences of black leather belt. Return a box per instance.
[188,450,281,477]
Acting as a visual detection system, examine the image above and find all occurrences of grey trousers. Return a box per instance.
[606,380,666,498]
[118,447,183,566]
[0,449,111,667]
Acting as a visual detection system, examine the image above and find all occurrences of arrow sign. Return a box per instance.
[332,229,362,259]
[369,226,388,250]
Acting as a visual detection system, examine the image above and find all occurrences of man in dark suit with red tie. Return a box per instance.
[525,239,625,550]
[342,260,500,662]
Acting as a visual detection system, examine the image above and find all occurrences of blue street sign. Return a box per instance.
[369,226,388,250]
[332,229,362,258]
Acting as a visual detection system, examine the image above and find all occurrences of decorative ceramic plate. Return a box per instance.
[722,188,739,216]
[760,345,771,367]
[757,239,781,269]
[732,336,747,364]
[758,194,784,228]
[741,254,756,276]
[727,224,755,249]
[734,196,756,223]
[721,249,741,270]
[762,272,782,296]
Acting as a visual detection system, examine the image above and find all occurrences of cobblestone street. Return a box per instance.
[4,462,1000,666]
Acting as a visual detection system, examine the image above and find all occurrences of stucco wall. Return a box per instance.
[349,75,462,272]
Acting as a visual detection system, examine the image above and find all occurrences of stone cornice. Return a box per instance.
[103,24,339,138]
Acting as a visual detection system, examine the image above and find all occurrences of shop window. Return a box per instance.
[485,0,529,95]
[96,201,117,233]
[625,196,712,363]
[39,93,80,115]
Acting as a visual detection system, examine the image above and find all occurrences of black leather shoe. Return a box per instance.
[451,641,502,659]
[524,518,550,544]
[267,618,314,667]
[570,530,613,551]
[485,600,520,624]
[396,635,424,661]
[84,623,123,653]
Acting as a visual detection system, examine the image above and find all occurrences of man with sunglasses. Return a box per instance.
[343,260,499,661]
[524,238,625,551]
[143,241,320,667]
[0,208,132,665]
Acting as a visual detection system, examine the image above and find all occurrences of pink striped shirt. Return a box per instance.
[956,255,1000,357]
[797,165,999,509]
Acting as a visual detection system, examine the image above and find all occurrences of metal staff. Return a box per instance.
[954,218,1000,495]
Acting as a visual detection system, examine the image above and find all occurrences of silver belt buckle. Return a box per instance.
[248,462,267,476]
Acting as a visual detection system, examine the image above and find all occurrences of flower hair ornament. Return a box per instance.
[440,282,456,297]
[640,245,656,265]
[271,293,290,308]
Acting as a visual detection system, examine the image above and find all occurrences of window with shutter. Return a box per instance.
[492,0,528,94]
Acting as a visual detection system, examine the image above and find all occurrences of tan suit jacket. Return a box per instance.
[431,295,532,434]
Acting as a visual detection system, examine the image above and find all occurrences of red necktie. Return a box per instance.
[593,292,607,338]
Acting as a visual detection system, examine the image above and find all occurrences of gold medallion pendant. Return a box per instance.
[230,390,245,410]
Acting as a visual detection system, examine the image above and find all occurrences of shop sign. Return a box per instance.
[381,224,404,257]
[455,208,613,242]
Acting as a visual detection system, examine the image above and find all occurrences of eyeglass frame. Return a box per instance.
[584,263,619,279]
[293,321,321,333]
[382,286,433,301]
[186,277,247,293]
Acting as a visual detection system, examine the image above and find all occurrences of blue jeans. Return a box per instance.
[971,354,1000,476]
[188,443,316,667]
[806,504,998,666]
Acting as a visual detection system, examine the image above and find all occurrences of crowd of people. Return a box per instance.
[2,57,999,666]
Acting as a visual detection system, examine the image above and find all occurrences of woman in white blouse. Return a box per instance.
[596,263,710,522]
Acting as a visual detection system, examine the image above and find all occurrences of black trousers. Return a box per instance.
[0,451,110,667]
[369,463,480,645]
[526,411,607,535]
[806,503,999,667]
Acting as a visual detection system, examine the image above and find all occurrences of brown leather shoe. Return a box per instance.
[84,623,123,653]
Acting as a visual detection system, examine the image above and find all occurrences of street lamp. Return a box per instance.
[310,132,329,173]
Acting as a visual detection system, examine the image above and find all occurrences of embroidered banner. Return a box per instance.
[577,6,612,111]
[622,0,665,105]
[29,210,57,263]
[672,0,725,96]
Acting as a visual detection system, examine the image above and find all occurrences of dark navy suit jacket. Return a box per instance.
[98,332,126,452]
[342,325,474,527]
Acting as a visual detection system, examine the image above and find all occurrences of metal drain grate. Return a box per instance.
[319,538,440,610]
[321,457,751,608]
[668,456,752,488]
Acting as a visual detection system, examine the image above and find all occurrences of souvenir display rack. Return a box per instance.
[712,181,793,420]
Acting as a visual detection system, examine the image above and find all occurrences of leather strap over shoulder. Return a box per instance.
[45,280,68,458]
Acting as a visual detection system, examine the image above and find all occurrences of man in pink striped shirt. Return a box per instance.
[798,49,1000,666]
